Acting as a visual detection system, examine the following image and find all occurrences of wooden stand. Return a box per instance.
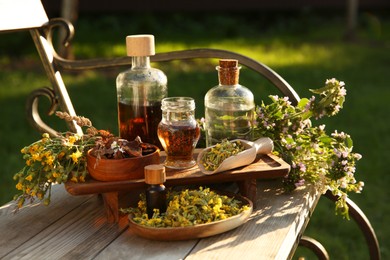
[65,151,290,222]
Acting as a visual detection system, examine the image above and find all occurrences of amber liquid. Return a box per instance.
[158,122,200,169]
[118,102,162,148]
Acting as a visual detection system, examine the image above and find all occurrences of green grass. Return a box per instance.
[1,11,389,259]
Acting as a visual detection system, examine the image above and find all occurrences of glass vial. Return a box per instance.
[204,59,255,146]
[116,35,168,148]
[144,164,167,218]
[157,97,200,169]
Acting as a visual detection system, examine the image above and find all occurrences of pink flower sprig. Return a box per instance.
[254,78,363,219]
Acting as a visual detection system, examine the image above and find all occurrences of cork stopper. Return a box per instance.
[217,59,240,85]
[219,59,238,68]
[144,164,166,184]
[126,35,155,57]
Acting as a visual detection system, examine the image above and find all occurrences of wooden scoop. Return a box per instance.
[197,137,274,175]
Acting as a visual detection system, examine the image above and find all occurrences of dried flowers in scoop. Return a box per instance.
[199,139,245,171]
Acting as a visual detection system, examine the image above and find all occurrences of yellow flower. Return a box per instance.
[67,134,81,146]
[16,183,23,190]
[25,175,33,181]
[52,172,60,178]
[68,135,76,144]
[32,152,42,162]
[71,176,78,183]
[79,175,85,182]
[45,155,55,166]
[70,150,83,163]
[29,144,40,153]
[26,159,32,166]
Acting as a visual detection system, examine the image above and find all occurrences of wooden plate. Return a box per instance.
[128,192,253,241]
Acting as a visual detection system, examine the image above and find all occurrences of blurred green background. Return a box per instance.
[1,9,389,259]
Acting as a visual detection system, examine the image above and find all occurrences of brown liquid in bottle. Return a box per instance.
[118,101,162,148]
[157,123,200,162]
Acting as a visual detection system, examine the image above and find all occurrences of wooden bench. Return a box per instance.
[0,0,380,259]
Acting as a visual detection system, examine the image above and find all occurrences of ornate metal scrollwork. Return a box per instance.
[44,18,75,50]
[325,191,381,260]
[296,192,381,260]
[299,236,330,260]
[26,87,59,137]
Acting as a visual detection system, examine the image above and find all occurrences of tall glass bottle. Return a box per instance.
[204,59,255,146]
[116,35,167,148]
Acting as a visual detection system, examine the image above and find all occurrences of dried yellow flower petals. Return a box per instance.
[122,187,250,228]
[16,183,23,190]
[200,139,245,171]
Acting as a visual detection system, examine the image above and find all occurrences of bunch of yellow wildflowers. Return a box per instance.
[13,112,111,209]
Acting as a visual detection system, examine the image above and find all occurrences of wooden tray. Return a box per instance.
[65,150,290,195]
[64,149,290,222]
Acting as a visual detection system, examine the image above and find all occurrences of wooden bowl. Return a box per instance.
[87,147,160,182]
[128,192,253,240]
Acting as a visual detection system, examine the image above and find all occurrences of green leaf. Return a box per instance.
[319,136,333,144]
[345,136,353,148]
[273,109,284,119]
[297,98,310,109]
[301,111,313,120]
[338,96,345,107]
[309,85,332,94]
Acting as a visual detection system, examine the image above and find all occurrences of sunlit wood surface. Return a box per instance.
[0,180,319,260]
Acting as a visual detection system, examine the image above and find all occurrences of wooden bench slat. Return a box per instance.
[0,184,93,258]
[186,181,318,260]
[2,185,127,259]
[95,229,197,260]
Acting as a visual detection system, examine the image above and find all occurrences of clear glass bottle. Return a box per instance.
[116,35,167,149]
[144,164,167,218]
[158,97,200,169]
[204,59,255,146]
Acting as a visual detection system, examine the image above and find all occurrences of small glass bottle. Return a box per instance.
[158,97,200,169]
[144,164,167,218]
[116,35,168,148]
[204,59,255,146]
